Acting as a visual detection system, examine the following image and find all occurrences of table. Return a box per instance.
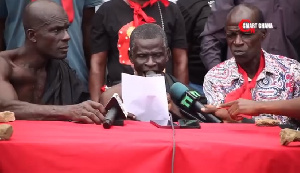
[0,121,300,173]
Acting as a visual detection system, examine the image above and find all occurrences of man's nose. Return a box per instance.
[234,34,243,46]
[145,57,156,67]
[62,30,71,41]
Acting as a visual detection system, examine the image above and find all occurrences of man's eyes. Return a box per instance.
[52,27,68,33]
[242,32,253,36]
[137,54,146,58]
[137,54,162,57]
[226,32,236,36]
[226,32,254,38]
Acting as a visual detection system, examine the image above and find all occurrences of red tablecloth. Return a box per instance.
[0,121,299,173]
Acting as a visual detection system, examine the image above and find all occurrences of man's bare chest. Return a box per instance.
[10,66,47,104]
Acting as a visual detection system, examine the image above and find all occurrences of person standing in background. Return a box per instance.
[0,0,105,92]
[177,0,211,95]
[89,0,189,102]
[199,0,300,70]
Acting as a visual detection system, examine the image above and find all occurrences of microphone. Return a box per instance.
[146,71,156,77]
[145,71,162,77]
[103,93,128,129]
[170,82,222,123]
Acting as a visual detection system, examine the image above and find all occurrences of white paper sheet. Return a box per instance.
[122,73,170,122]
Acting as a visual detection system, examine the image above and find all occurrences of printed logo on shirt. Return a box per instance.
[238,19,273,33]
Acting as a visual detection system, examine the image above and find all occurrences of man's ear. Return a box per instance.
[26,29,37,43]
[260,28,267,40]
[128,50,134,64]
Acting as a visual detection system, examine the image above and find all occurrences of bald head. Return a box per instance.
[22,0,71,60]
[23,0,68,31]
[226,4,264,26]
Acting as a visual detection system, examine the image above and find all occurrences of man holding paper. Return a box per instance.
[100,23,186,121]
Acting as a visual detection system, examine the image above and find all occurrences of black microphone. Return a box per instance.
[103,93,128,129]
[170,82,223,123]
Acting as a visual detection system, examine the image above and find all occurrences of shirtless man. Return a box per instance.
[0,1,105,124]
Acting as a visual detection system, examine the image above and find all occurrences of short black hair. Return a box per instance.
[129,23,168,54]
[227,3,265,23]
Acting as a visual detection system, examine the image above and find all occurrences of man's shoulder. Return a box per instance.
[98,0,121,9]
[161,1,180,12]
[205,58,237,79]
[0,50,16,80]
[96,0,125,14]
[50,59,72,69]
[0,55,11,72]
[264,51,300,70]
[47,59,79,77]
[0,48,18,59]
[0,49,19,68]
[83,0,104,7]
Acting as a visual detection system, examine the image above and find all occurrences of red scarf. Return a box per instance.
[224,52,265,118]
[31,0,74,23]
[127,0,169,27]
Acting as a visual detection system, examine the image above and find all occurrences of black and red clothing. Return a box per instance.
[91,0,187,86]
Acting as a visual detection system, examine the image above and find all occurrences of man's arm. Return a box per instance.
[89,4,109,102]
[0,99,106,124]
[203,73,226,105]
[0,57,105,124]
[199,0,234,70]
[220,98,300,120]
[172,48,189,85]
[200,34,226,69]
[0,58,67,120]
[89,51,107,102]
[82,7,95,70]
[220,61,300,119]
[0,57,17,100]
[99,84,121,106]
[171,4,189,85]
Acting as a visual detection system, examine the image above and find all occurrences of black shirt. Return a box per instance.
[91,0,187,86]
[177,0,211,85]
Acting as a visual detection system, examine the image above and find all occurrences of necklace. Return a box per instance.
[157,2,165,31]
[124,0,165,30]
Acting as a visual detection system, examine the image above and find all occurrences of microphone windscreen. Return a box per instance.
[145,71,157,77]
[170,82,189,101]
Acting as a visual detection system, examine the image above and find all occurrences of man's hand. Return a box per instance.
[201,105,241,123]
[220,99,261,119]
[67,100,106,124]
